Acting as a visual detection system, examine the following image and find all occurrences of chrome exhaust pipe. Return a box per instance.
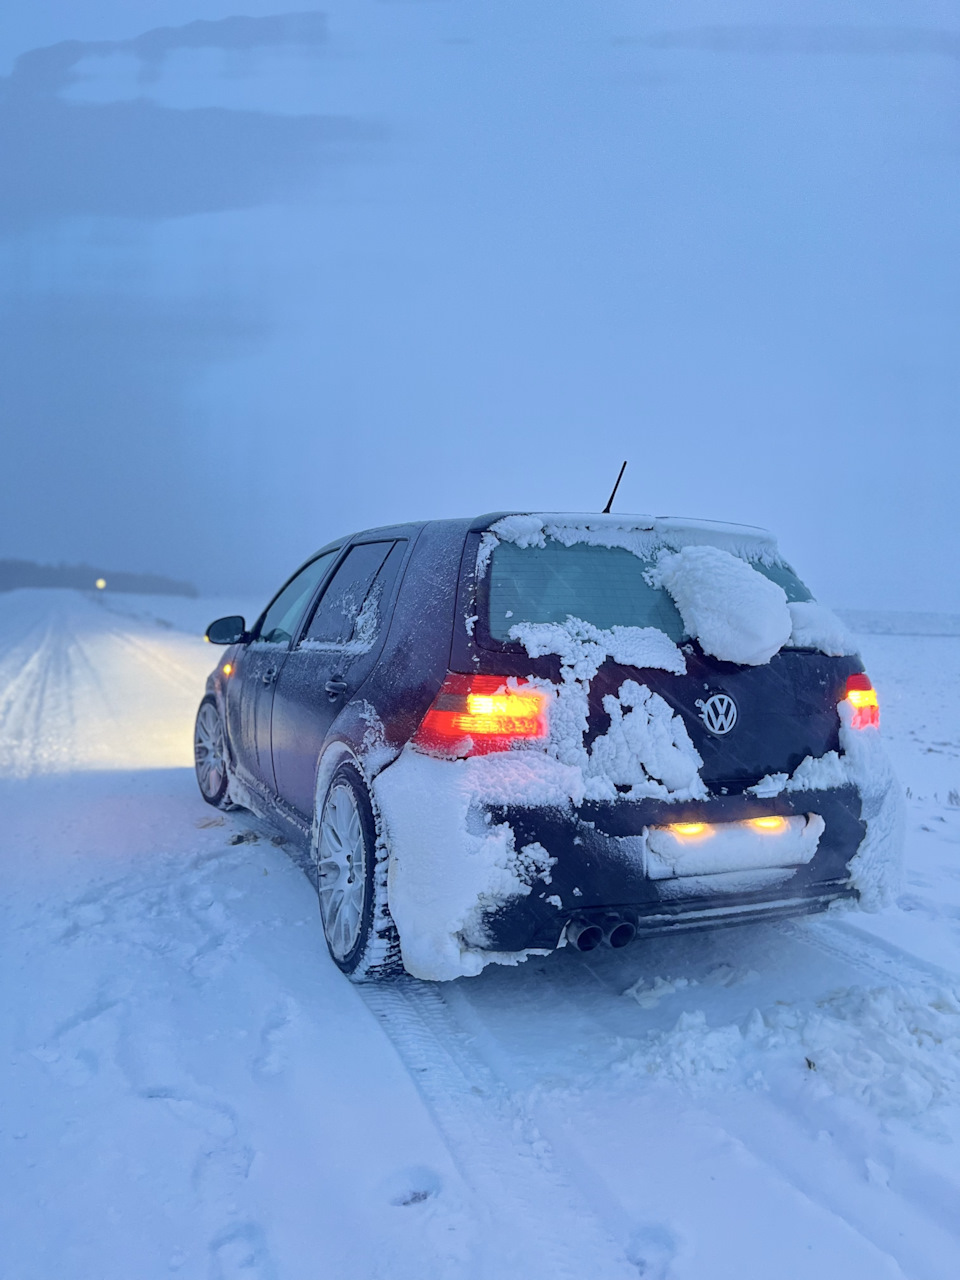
[566,919,604,952]
[602,914,637,949]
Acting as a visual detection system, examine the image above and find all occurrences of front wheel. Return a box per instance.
[194,698,230,808]
[314,761,403,981]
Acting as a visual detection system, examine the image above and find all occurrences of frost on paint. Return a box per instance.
[652,545,792,666]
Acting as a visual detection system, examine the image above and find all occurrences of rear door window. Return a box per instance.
[301,541,403,648]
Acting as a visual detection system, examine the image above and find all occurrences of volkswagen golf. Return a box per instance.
[194,512,901,982]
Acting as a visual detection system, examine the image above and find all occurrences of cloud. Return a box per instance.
[0,11,376,229]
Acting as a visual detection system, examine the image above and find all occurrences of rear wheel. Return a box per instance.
[194,698,229,808]
[315,761,403,981]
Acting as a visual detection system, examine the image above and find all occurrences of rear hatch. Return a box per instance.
[452,519,861,796]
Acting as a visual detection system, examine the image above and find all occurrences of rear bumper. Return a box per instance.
[480,785,864,951]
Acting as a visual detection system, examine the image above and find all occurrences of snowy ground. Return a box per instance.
[1,589,959,1280]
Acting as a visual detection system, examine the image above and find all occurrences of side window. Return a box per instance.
[255,550,338,645]
[302,541,403,648]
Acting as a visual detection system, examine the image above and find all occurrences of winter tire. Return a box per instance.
[314,761,403,981]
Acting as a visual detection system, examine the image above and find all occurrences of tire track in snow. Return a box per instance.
[0,614,76,775]
[778,915,960,991]
[361,981,640,1280]
[426,932,959,1280]
[0,590,212,775]
[100,622,209,698]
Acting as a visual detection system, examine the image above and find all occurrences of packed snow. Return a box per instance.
[485,513,781,565]
[485,517,857,665]
[644,814,824,880]
[788,600,858,656]
[747,709,904,910]
[652,544,792,666]
[2,588,959,1280]
[375,750,563,981]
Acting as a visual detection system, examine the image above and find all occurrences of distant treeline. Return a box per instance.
[0,559,198,597]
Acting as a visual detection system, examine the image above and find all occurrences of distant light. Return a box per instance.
[95,578,106,590]
[222,663,233,676]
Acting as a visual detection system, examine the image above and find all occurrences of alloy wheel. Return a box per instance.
[195,701,226,801]
[317,781,367,961]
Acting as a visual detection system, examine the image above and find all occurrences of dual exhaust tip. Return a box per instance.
[566,914,637,953]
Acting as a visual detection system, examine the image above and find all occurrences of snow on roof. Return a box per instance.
[481,512,781,561]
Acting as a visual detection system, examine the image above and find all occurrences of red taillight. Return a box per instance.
[412,673,549,756]
[842,672,879,730]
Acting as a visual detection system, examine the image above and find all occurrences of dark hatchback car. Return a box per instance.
[195,512,892,982]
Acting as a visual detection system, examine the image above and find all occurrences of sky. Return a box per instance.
[1,0,957,609]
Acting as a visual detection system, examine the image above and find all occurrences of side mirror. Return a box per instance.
[205,615,248,645]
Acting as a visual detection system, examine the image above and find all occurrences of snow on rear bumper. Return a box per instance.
[373,743,867,978]
[477,785,864,953]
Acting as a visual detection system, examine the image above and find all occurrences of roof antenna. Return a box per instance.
[602,460,627,514]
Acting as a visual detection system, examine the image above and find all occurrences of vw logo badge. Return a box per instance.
[700,692,738,736]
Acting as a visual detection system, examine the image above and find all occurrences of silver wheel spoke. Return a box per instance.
[317,781,366,961]
[194,704,225,800]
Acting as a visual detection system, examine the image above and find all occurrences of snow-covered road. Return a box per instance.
[2,589,959,1280]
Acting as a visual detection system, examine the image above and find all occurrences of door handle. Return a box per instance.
[325,679,348,701]
[262,667,278,685]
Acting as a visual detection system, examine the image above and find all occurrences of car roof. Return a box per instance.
[312,510,777,561]
[467,511,774,539]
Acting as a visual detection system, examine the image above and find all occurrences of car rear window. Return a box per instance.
[484,540,814,642]
[486,541,686,641]
[751,560,813,603]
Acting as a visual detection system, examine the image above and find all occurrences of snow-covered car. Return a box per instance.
[195,512,902,982]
